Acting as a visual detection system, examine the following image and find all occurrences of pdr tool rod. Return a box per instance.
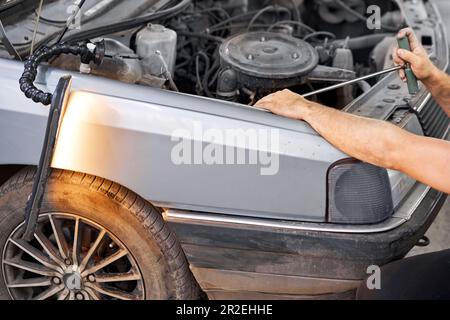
[303,36,419,98]
[302,65,405,98]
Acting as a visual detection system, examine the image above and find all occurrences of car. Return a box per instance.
[0,0,448,300]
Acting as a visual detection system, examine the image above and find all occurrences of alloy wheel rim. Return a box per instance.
[2,213,145,300]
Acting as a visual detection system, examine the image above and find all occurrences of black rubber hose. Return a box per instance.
[19,42,101,105]
[334,33,393,50]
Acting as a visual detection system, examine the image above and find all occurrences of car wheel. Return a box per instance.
[0,167,199,300]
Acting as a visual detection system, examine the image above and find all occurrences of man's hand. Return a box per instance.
[393,28,438,83]
[255,89,314,121]
[393,28,450,115]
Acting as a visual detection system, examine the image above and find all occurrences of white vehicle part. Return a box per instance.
[136,24,177,77]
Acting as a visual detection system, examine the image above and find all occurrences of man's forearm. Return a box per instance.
[301,101,450,193]
[423,69,450,116]
[302,102,411,171]
[256,87,450,193]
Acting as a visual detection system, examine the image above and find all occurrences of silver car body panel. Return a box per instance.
[0,59,348,222]
[0,0,448,227]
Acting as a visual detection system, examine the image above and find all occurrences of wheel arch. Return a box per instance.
[0,165,26,189]
[0,166,202,299]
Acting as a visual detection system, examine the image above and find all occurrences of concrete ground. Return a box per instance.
[408,198,450,256]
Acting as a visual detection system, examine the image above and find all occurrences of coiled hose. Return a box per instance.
[19,41,104,105]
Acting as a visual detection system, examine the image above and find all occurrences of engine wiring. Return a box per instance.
[267,20,315,34]
[303,31,336,42]
[165,0,401,104]
[7,0,401,106]
[167,0,338,99]
[247,5,291,31]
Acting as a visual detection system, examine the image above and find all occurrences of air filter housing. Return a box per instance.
[219,32,319,90]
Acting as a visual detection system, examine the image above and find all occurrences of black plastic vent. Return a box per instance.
[328,161,394,225]
[417,99,449,138]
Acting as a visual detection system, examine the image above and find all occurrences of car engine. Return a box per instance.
[1,0,405,108]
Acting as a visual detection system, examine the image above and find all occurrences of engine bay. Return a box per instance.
[1,0,406,108]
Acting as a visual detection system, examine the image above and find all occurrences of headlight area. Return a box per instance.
[327,159,395,225]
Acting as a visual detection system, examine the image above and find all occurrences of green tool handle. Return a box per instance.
[397,36,420,95]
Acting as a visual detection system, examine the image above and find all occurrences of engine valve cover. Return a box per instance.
[219,32,319,89]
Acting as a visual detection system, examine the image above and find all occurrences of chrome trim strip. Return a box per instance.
[165,182,432,234]
[392,184,431,221]
[415,93,432,113]
[442,121,450,140]
[165,210,405,234]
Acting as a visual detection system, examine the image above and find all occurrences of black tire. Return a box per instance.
[0,167,199,300]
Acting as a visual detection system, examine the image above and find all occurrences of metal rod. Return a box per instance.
[0,19,22,60]
[55,0,87,43]
[303,65,404,98]
[30,0,45,55]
